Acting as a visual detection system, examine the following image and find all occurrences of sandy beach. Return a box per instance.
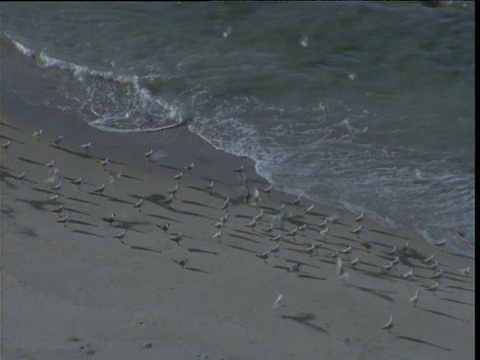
[1,100,475,360]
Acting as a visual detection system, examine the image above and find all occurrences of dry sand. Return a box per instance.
[1,112,475,360]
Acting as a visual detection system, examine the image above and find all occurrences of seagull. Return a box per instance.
[304,243,319,257]
[156,223,170,233]
[287,262,302,273]
[212,229,223,242]
[48,194,60,202]
[391,256,399,265]
[433,239,446,247]
[94,183,106,195]
[401,241,410,252]
[253,209,264,221]
[263,223,274,233]
[51,134,63,146]
[327,214,342,224]
[431,269,444,279]
[408,290,420,307]
[291,194,302,206]
[387,246,398,256]
[298,224,307,232]
[45,160,56,168]
[381,315,394,333]
[100,158,110,167]
[33,129,44,139]
[287,226,299,237]
[57,213,69,224]
[354,211,364,222]
[220,197,230,210]
[350,225,362,235]
[16,171,27,180]
[170,232,183,246]
[164,194,174,205]
[350,257,359,266]
[173,171,183,181]
[336,256,344,276]
[272,294,286,310]
[206,181,215,191]
[183,162,194,170]
[299,35,308,48]
[423,254,434,264]
[173,258,188,268]
[134,198,143,210]
[382,261,394,271]
[220,214,230,223]
[102,214,116,223]
[245,218,257,229]
[255,250,271,264]
[168,185,179,195]
[143,149,154,158]
[263,184,273,193]
[79,141,91,150]
[272,232,282,242]
[319,227,329,236]
[401,268,414,279]
[52,181,63,191]
[458,267,471,277]
[52,204,65,213]
[340,245,352,254]
[271,242,282,257]
[233,165,244,173]
[428,260,439,270]
[2,140,11,149]
[305,204,315,213]
[318,218,328,227]
[425,282,439,295]
[455,231,466,241]
[222,26,231,39]
[71,177,83,186]
[113,229,126,242]
[214,221,224,229]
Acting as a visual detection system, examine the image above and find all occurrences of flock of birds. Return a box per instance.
[1,128,473,336]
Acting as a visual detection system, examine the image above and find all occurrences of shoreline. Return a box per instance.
[1,98,475,359]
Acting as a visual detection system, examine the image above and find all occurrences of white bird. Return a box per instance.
[168,184,179,195]
[233,165,244,173]
[299,35,308,48]
[79,141,92,150]
[354,211,364,222]
[298,224,307,232]
[71,177,83,186]
[255,250,271,264]
[2,140,11,149]
[33,129,44,138]
[458,267,471,277]
[16,171,27,180]
[52,204,65,213]
[214,221,224,229]
[52,181,63,191]
[156,223,170,233]
[100,158,110,167]
[387,246,398,256]
[102,213,116,223]
[350,225,362,235]
[350,257,359,266]
[173,171,183,180]
[382,261,394,271]
[287,262,302,273]
[433,239,446,247]
[245,218,257,228]
[45,160,56,168]
[223,26,232,39]
[305,204,315,213]
[319,227,329,236]
[291,194,302,206]
[212,229,223,242]
[272,294,286,310]
[253,209,264,221]
[336,256,344,276]
[143,149,154,158]
[134,198,143,210]
[423,254,434,264]
[57,213,69,224]
[408,290,420,307]
[304,243,320,256]
[51,134,63,145]
[318,218,328,227]
[206,181,215,191]
[220,213,230,223]
[164,194,174,205]
[272,232,282,242]
[428,260,439,270]
[271,242,282,257]
[391,256,400,265]
[263,184,273,193]
[431,269,444,279]
[220,197,230,210]
[183,162,194,170]
[381,315,394,332]
[113,229,126,242]
[173,258,188,268]
[401,268,414,279]
[288,226,299,237]
[94,183,106,194]
[401,241,410,252]
[263,223,274,233]
[340,245,352,254]
[425,282,439,295]
[170,232,183,246]
[326,214,342,224]
[48,194,60,202]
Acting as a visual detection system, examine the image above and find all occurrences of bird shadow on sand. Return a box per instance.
[181,199,217,210]
[229,232,261,244]
[188,248,219,256]
[130,245,162,254]
[185,267,209,274]
[421,308,468,322]
[395,335,452,352]
[17,157,44,166]
[72,229,105,238]
[227,244,255,253]
[345,283,395,303]
[280,313,328,334]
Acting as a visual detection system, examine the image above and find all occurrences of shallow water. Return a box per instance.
[1,2,475,255]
